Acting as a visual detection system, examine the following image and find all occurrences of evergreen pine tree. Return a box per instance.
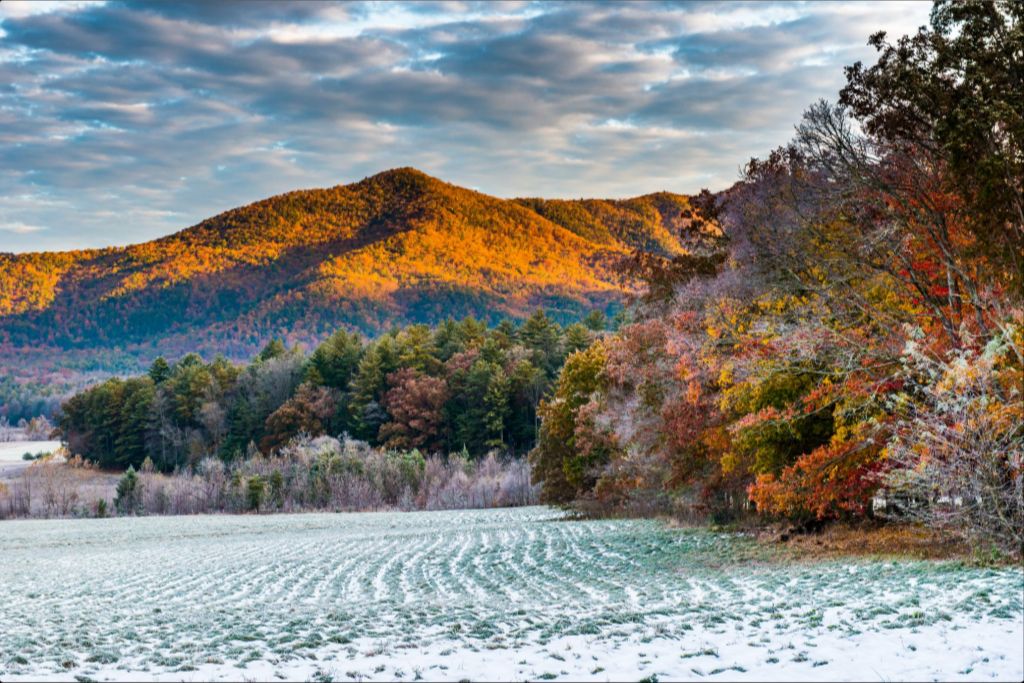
[584,309,607,331]
[258,338,287,361]
[564,323,592,356]
[246,475,265,512]
[484,366,511,450]
[148,356,171,384]
[115,466,141,515]
[308,329,363,389]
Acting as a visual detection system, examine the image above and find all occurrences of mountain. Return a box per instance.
[0,168,700,374]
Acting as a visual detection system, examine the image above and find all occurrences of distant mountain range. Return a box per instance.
[0,168,704,374]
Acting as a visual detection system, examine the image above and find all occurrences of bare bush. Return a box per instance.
[24,415,55,440]
[879,332,1024,558]
[0,479,31,518]
[0,434,539,519]
[0,416,19,442]
[0,452,118,518]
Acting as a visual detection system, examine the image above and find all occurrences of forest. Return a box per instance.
[59,311,608,470]
[530,0,1023,557]
[44,311,596,519]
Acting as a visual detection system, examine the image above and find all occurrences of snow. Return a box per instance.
[0,507,1021,682]
[0,440,61,462]
[0,440,62,477]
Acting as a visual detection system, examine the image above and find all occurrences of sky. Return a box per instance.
[0,0,933,252]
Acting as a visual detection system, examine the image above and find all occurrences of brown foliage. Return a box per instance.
[379,368,449,453]
[260,383,339,453]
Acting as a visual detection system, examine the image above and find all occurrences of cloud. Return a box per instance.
[0,0,932,252]
[0,222,45,234]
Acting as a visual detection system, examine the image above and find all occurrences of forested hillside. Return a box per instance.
[0,169,693,353]
[0,169,700,420]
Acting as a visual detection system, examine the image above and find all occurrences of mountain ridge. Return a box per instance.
[0,168,704,366]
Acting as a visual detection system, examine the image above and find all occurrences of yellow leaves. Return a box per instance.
[750,292,814,318]
[720,450,739,475]
[105,271,152,300]
[706,316,747,339]
[832,424,852,443]
[0,252,79,315]
[717,363,734,388]
[804,265,829,286]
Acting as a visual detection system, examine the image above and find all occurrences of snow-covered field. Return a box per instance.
[0,440,61,477]
[0,507,1021,682]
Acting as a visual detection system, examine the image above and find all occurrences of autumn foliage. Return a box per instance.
[0,168,693,357]
[1,169,703,422]
[60,311,601,473]
[530,1,1023,553]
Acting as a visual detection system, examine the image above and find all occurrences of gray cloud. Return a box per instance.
[0,0,930,252]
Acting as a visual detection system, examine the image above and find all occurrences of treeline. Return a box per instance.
[0,415,54,442]
[60,310,610,471]
[530,1,1023,556]
[0,374,66,422]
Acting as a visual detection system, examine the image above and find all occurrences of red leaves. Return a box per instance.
[910,259,939,275]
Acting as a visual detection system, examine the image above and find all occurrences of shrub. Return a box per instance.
[0,434,538,519]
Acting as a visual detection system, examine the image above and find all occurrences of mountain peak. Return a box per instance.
[0,172,700,372]
[366,166,434,181]
[357,166,443,189]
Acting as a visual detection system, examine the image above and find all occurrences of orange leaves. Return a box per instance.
[748,439,884,520]
[684,380,702,407]
[1,168,693,360]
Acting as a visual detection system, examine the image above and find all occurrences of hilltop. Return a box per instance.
[0,169,706,404]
